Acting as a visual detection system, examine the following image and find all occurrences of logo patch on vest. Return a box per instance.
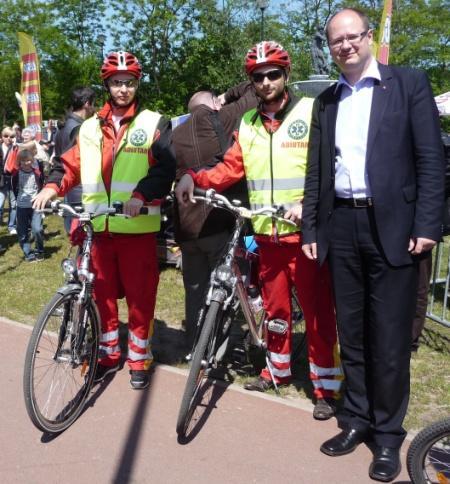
[130,129,148,147]
[287,119,308,140]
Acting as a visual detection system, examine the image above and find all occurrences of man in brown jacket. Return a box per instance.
[173,82,258,349]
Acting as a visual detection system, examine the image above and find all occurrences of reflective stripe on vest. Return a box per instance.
[79,110,162,233]
[239,98,314,235]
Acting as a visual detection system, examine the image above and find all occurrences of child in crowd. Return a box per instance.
[10,149,45,262]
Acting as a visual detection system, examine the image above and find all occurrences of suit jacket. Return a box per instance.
[302,63,445,266]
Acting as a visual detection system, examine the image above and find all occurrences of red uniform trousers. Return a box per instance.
[256,233,342,399]
[91,232,159,371]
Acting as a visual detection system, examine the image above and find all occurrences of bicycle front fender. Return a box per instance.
[210,288,228,304]
[55,284,82,297]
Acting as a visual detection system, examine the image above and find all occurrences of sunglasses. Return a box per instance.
[109,79,139,88]
[2,135,15,139]
[251,69,284,83]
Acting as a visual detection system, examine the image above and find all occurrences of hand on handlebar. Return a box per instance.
[32,187,58,210]
[175,174,196,207]
[122,197,144,217]
[284,203,302,227]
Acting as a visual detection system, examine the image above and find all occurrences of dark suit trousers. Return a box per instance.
[328,205,417,448]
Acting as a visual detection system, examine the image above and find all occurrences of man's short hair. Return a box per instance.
[71,87,96,111]
[325,7,370,40]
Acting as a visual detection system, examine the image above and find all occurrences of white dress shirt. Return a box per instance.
[334,58,381,199]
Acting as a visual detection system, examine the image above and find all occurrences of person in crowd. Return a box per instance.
[7,149,44,262]
[42,119,57,159]
[176,41,342,420]
[20,126,50,177]
[33,51,176,390]
[301,8,445,482]
[13,123,23,143]
[48,86,96,232]
[173,82,258,350]
[412,130,450,353]
[1,126,18,235]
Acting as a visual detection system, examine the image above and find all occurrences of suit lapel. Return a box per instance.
[366,63,393,163]
[326,85,341,160]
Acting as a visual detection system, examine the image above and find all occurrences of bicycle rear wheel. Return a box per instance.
[176,300,222,437]
[23,289,100,433]
[407,418,450,484]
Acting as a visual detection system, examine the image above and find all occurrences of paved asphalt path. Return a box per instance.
[1,318,412,483]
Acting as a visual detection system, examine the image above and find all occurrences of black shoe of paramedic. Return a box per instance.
[244,376,274,392]
[130,370,149,390]
[313,398,337,420]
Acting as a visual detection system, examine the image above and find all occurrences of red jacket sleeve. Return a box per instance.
[191,134,246,192]
[55,143,81,195]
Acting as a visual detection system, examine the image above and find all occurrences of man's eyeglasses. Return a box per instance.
[109,79,139,88]
[328,30,369,50]
[2,135,15,139]
[251,69,284,84]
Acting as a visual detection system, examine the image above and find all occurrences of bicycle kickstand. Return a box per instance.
[265,355,280,395]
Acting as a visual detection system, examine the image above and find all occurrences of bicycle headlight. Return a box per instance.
[61,258,76,276]
[216,264,233,283]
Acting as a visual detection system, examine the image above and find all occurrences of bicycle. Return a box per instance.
[23,200,152,433]
[407,417,450,484]
[176,188,306,437]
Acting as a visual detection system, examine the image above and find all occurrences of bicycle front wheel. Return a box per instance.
[407,417,450,484]
[23,289,100,433]
[176,300,222,437]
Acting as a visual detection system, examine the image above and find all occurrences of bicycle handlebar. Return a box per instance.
[192,188,298,227]
[39,200,153,219]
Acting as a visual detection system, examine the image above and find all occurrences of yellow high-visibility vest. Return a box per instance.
[79,110,161,233]
[239,97,314,235]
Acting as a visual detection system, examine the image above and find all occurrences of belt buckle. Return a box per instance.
[353,198,372,208]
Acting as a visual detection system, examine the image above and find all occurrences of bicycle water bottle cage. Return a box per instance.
[267,318,288,335]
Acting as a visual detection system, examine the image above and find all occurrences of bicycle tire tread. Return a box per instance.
[406,417,450,484]
[23,289,99,433]
[176,300,221,436]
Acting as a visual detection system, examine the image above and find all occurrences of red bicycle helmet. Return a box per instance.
[245,41,291,74]
[101,51,142,80]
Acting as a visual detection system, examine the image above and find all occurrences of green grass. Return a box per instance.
[1,214,449,432]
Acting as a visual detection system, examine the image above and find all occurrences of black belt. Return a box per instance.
[334,197,374,208]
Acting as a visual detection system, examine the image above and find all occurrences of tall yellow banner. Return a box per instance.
[377,0,392,65]
[18,32,42,140]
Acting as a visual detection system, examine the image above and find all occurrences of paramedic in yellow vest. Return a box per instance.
[176,41,342,419]
[33,51,176,390]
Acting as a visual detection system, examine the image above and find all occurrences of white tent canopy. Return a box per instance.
[435,91,450,116]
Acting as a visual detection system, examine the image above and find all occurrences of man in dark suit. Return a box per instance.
[301,7,445,482]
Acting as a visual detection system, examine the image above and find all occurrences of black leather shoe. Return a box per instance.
[369,446,401,482]
[244,377,274,392]
[320,428,368,456]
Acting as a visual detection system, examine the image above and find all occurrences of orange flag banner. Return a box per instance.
[17,32,42,140]
[377,0,392,65]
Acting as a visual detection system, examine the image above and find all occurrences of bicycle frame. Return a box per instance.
[41,202,115,365]
[190,189,297,388]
